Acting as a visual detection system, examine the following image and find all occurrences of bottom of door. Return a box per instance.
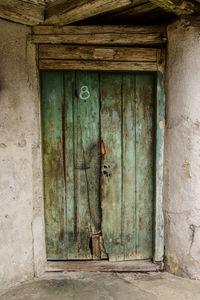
[45,259,161,272]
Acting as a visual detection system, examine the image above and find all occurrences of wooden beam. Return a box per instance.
[149,0,195,15]
[45,0,133,25]
[39,59,158,71]
[45,260,161,272]
[0,0,44,25]
[86,1,158,24]
[39,45,160,62]
[32,25,167,46]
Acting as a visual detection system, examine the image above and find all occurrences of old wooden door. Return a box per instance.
[41,70,155,261]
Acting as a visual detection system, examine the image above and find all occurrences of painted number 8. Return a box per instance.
[80,86,90,100]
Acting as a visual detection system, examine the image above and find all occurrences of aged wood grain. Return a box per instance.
[122,73,136,260]
[64,71,78,259]
[46,260,161,272]
[33,33,165,45]
[39,45,159,62]
[32,25,167,45]
[135,73,154,259]
[41,70,156,261]
[39,60,158,71]
[154,71,165,262]
[100,72,123,261]
[149,0,195,15]
[45,0,132,25]
[92,1,157,23]
[32,24,166,35]
[41,71,66,259]
[75,71,101,258]
[0,0,44,25]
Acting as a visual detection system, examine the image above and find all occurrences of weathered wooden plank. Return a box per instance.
[122,73,136,260]
[149,0,195,15]
[45,0,132,25]
[0,0,44,25]
[154,71,165,262]
[135,73,154,259]
[92,1,157,23]
[39,60,158,71]
[41,70,66,259]
[73,74,90,259]
[46,260,161,272]
[32,24,166,35]
[100,72,123,261]
[64,71,78,259]
[74,71,101,259]
[33,34,165,46]
[21,0,46,5]
[33,33,165,45]
[39,45,159,62]
[32,25,167,45]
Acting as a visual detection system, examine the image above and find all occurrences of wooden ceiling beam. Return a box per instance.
[0,0,44,25]
[44,0,134,25]
[148,0,195,15]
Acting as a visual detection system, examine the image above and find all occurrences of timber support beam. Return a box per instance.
[149,0,195,15]
[0,0,44,25]
[44,0,134,26]
[31,25,167,46]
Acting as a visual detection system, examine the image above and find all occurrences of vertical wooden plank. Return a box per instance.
[154,71,164,262]
[74,71,101,259]
[100,72,123,261]
[122,73,136,260]
[135,73,154,259]
[41,70,66,259]
[64,71,78,259]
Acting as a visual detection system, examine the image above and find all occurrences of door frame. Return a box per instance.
[34,25,165,264]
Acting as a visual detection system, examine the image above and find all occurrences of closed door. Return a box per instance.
[41,70,155,261]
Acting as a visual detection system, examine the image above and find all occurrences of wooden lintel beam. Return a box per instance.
[39,45,160,62]
[149,0,195,15]
[31,25,167,46]
[0,0,44,25]
[39,59,158,72]
[45,0,133,26]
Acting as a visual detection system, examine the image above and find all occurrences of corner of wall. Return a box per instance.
[164,18,200,280]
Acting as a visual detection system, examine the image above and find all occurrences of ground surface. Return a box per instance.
[1,272,200,300]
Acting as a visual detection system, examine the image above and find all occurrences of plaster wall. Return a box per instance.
[0,19,45,291]
[165,19,200,279]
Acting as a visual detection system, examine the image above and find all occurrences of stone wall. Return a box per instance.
[0,19,45,291]
[164,19,200,279]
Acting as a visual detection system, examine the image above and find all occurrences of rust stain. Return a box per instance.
[112,83,121,98]
[166,255,187,277]
[101,88,107,99]
[101,140,106,157]
[139,82,153,117]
